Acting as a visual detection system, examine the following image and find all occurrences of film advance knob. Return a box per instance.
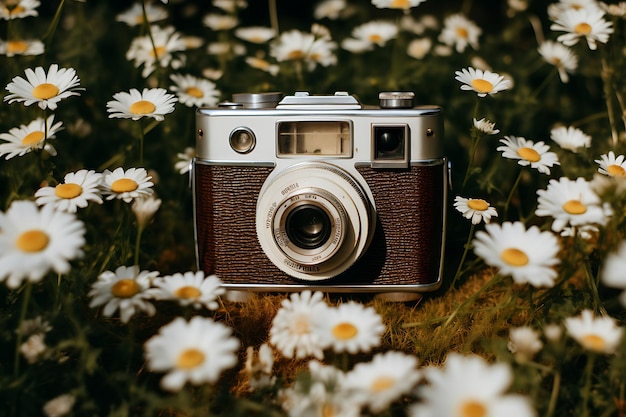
[379,91,415,109]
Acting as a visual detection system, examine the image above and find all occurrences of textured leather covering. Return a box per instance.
[194,163,445,288]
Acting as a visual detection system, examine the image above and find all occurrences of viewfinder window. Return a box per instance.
[277,121,352,157]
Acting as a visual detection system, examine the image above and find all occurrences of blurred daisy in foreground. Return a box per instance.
[101,167,154,203]
[269,290,328,360]
[535,177,612,234]
[0,115,63,159]
[564,309,623,354]
[595,151,626,177]
[472,221,560,287]
[371,0,427,10]
[497,135,560,175]
[538,41,578,83]
[175,147,195,175]
[107,88,177,121]
[473,117,499,135]
[169,74,220,108]
[35,169,103,213]
[455,67,512,97]
[0,39,44,57]
[550,8,613,50]
[0,200,85,289]
[342,351,420,413]
[235,26,276,43]
[316,301,385,354]
[550,125,591,152]
[126,25,186,78]
[152,271,225,310]
[439,14,482,53]
[342,20,398,52]
[144,316,240,391]
[88,265,159,323]
[5,64,82,110]
[0,0,40,20]
[454,196,498,225]
[245,343,275,391]
[601,240,626,307]
[508,326,543,362]
[115,2,168,26]
[409,353,535,417]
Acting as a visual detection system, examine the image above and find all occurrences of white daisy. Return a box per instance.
[347,20,398,50]
[88,265,159,323]
[270,29,337,70]
[269,290,328,360]
[152,271,225,310]
[600,1,626,17]
[371,0,427,10]
[409,353,535,417]
[455,67,512,97]
[245,343,275,390]
[169,73,220,108]
[245,56,280,75]
[0,200,85,289]
[213,0,247,13]
[342,351,420,413]
[20,332,47,364]
[115,2,168,26]
[407,38,432,59]
[0,0,40,20]
[0,115,63,160]
[35,169,103,213]
[175,147,195,175]
[538,41,578,83]
[234,26,275,43]
[439,14,482,53]
[472,221,560,287]
[202,13,239,31]
[601,240,626,307]
[101,167,154,203]
[126,25,187,78]
[564,309,623,354]
[595,151,626,177]
[144,316,239,391]
[206,41,247,56]
[131,195,162,228]
[548,0,604,21]
[0,38,44,56]
[497,135,560,175]
[4,64,82,110]
[42,394,75,417]
[315,301,385,354]
[473,118,500,135]
[550,125,591,151]
[454,196,498,225]
[507,326,543,362]
[314,0,348,19]
[106,88,177,121]
[550,8,613,50]
[535,177,612,234]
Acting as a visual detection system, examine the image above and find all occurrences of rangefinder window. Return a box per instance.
[277,121,352,157]
[372,124,409,168]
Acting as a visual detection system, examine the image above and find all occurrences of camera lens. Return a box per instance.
[285,205,332,250]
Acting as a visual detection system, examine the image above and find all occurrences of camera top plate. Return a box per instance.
[276,91,362,109]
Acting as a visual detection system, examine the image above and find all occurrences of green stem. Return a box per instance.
[503,168,523,220]
[42,0,66,43]
[461,102,481,188]
[581,354,596,417]
[450,223,475,289]
[13,282,33,378]
[139,119,145,166]
[134,225,144,268]
[269,0,279,35]
[545,369,561,417]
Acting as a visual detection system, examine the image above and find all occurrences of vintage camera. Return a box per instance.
[192,91,448,299]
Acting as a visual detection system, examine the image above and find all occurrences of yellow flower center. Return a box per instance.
[32,83,60,100]
[16,230,49,252]
[175,286,202,299]
[467,199,489,211]
[581,334,606,351]
[390,0,411,8]
[575,22,592,35]
[459,400,487,417]
[21,131,45,146]
[371,376,395,392]
[6,5,25,15]
[607,164,626,176]
[287,50,305,60]
[149,46,166,59]
[500,248,529,266]
[332,322,358,340]
[517,147,541,162]
[111,279,140,298]
[129,100,156,115]
[369,34,383,44]
[55,183,83,199]
[177,348,205,369]
[321,404,336,417]
[470,79,494,94]
[562,199,587,215]
[7,40,28,53]
[185,86,204,98]
[456,27,469,39]
[111,178,139,193]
